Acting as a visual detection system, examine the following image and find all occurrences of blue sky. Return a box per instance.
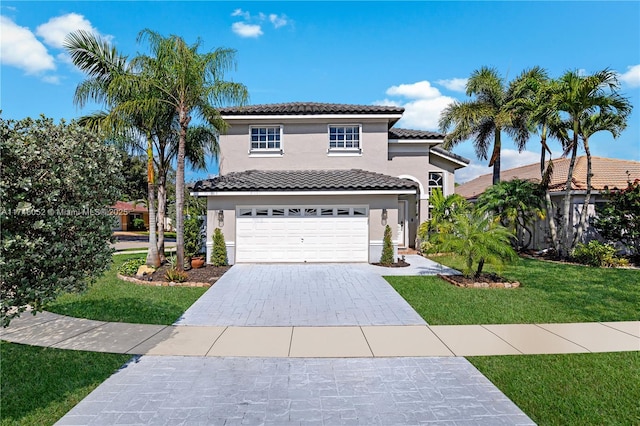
[2,1,639,183]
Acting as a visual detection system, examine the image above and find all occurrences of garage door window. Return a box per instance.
[237,206,368,218]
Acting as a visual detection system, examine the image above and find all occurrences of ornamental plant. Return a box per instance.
[0,117,124,326]
[212,228,228,267]
[380,224,395,266]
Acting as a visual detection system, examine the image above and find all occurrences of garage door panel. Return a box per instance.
[235,207,368,263]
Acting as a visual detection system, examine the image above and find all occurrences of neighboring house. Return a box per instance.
[456,156,640,249]
[111,201,149,231]
[192,102,469,264]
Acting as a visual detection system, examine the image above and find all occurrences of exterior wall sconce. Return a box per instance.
[381,208,388,225]
[217,209,224,226]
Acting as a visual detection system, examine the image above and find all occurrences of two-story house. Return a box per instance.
[191,102,469,264]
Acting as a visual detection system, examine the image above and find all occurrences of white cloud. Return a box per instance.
[619,64,640,88]
[231,22,263,38]
[0,15,55,74]
[456,163,490,184]
[231,8,250,20]
[501,149,540,170]
[436,78,468,93]
[269,13,288,28]
[36,13,104,48]
[376,80,456,130]
[455,149,540,183]
[41,75,61,84]
[385,81,441,99]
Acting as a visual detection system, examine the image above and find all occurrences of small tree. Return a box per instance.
[417,188,471,253]
[439,211,517,278]
[380,224,395,265]
[592,179,640,256]
[1,117,124,326]
[183,214,203,259]
[212,228,228,266]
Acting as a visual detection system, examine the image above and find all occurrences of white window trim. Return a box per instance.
[327,124,362,156]
[248,125,284,156]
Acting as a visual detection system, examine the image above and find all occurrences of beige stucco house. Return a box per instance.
[192,102,468,264]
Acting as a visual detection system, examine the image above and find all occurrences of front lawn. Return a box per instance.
[0,341,130,426]
[469,351,640,425]
[387,256,639,325]
[47,254,207,325]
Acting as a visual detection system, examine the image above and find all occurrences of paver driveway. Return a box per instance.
[176,264,426,326]
[55,262,535,425]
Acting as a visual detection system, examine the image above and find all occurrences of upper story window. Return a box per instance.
[250,126,282,154]
[428,172,443,197]
[328,125,362,155]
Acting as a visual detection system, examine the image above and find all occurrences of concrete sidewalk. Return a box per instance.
[2,311,638,357]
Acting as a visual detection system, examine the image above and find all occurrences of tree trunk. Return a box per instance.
[156,173,167,262]
[490,130,502,185]
[145,134,160,267]
[573,137,593,247]
[475,258,485,278]
[175,108,190,271]
[559,127,579,258]
[539,128,560,254]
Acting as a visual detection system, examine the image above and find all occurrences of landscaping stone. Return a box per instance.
[135,265,156,277]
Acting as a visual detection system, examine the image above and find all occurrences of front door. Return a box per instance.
[397,201,408,248]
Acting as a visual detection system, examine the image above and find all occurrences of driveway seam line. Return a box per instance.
[287,327,294,357]
[480,325,524,355]
[205,326,228,356]
[358,326,375,357]
[533,323,592,353]
[125,325,169,354]
[598,321,640,338]
[48,321,107,348]
[425,325,457,356]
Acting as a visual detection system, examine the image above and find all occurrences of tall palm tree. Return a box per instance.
[552,69,631,257]
[64,30,163,267]
[127,29,248,270]
[439,67,530,185]
[573,109,629,246]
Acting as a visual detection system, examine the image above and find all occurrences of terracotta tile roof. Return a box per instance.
[192,169,419,192]
[456,156,640,199]
[388,128,445,140]
[219,102,405,116]
[112,201,148,213]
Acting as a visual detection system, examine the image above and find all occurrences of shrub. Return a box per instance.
[212,228,228,267]
[130,218,146,231]
[380,224,395,265]
[165,268,188,283]
[1,117,124,326]
[118,258,146,276]
[572,240,627,267]
[184,215,203,258]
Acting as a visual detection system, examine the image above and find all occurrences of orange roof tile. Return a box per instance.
[112,201,148,213]
[456,156,640,199]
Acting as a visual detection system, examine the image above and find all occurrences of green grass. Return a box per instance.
[469,352,640,425]
[47,254,206,325]
[0,341,130,426]
[387,256,639,325]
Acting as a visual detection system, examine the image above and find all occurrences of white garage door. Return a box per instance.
[236,206,369,263]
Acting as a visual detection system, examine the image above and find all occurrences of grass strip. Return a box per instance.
[0,341,130,426]
[468,351,640,425]
[47,254,206,325]
[387,256,639,324]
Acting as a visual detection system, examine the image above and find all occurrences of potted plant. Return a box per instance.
[184,214,204,268]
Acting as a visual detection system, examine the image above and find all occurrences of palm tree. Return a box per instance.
[417,188,471,253]
[127,29,249,270]
[438,210,517,278]
[573,109,629,246]
[64,30,163,267]
[551,69,631,257]
[476,179,546,250]
[439,67,530,185]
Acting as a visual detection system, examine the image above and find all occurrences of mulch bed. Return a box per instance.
[438,273,521,289]
[119,264,231,287]
[372,260,411,268]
